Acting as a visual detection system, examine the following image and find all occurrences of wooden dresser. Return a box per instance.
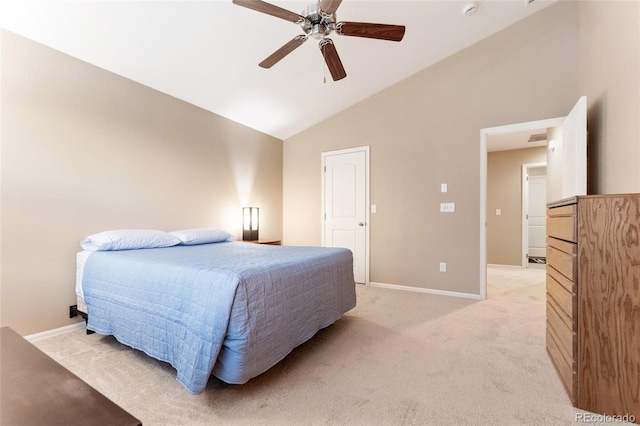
[546,194,639,421]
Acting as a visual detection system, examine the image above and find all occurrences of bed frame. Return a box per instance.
[69,304,94,334]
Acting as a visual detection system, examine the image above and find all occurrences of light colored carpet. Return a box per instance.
[33,266,611,425]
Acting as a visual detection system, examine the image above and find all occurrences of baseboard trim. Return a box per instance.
[369,282,482,300]
[487,263,523,269]
[25,321,85,342]
[24,282,482,341]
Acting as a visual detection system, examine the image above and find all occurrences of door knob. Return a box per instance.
[358,222,365,226]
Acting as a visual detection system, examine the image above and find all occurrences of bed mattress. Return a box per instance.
[77,242,355,394]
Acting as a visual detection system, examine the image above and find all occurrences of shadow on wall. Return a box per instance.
[586,93,605,195]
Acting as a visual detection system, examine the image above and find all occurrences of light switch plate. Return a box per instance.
[441,183,448,193]
[371,204,377,213]
[440,202,455,213]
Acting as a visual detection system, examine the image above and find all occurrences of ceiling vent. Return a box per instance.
[528,133,547,143]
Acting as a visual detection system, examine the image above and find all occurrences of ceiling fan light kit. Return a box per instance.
[232,0,406,81]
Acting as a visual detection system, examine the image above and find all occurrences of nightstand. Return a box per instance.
[244,239,281,245]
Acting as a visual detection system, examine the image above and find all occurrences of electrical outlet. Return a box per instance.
[440,202,455,213]
[439,262,447,272]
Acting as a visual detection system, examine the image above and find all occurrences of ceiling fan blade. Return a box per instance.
[259,36,307,68]
[319,0,342,15]
[337,21,406,42]
[319,39,346,81]
[232,0,304,24]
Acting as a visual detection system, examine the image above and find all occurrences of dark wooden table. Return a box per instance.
[0,326,142,426]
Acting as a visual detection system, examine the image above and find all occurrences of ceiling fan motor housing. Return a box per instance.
[301,2,336,39]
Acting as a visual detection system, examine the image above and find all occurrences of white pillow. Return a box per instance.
[80,229,181,251]
[169,228,233,245]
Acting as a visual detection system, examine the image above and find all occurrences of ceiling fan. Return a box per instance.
[232,0,406,81]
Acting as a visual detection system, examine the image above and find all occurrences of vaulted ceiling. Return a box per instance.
[0,0,557,140]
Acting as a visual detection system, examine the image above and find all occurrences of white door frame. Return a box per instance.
[480,117,564,299]
[521,162,547,268]
[321,146,370,285]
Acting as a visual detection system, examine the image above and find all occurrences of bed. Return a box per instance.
[75,229,356,394]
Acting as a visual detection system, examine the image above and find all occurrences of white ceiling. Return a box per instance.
[487,127,548,152]
[0,0,557,140]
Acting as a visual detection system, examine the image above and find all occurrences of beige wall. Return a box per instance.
[283,2,580,295]
[578,1,640,194]
[3,1,637,333]
[487,147,546,266]
[0,31,283,335]
[546,125,565,203]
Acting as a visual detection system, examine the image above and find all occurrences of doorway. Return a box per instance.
[321,146,370,284]
[480,97,587,299]
[523,163,547,267]
[480,117,564,299]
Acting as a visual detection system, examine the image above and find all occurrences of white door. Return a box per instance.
[322,148,368,284]
[561,96,587,198]
[527,173,547,261]
[547,96,587,201]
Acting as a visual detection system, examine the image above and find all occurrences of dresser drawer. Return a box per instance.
[547,245,577,282]
[547,236,577,256]
[547,297,575,356]
[546,326,577,405]
[547,203,576,242]
[547,204,576,217]
[547,271,576,324]
[547,256,576,293]
[547,216,577,242]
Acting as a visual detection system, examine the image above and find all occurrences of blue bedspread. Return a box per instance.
[82,242,355,394]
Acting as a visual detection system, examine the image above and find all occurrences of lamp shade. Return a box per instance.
[242,207,259,241]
